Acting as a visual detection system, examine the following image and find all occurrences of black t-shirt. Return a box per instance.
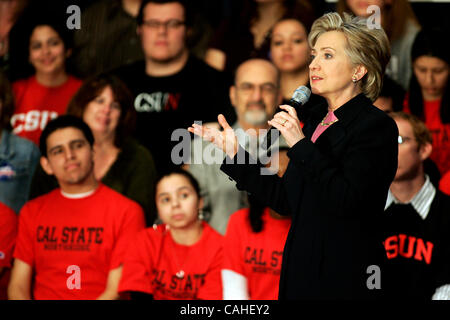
[382,191,450,299]
[113,56,235,173]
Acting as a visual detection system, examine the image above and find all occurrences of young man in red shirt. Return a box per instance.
[8,116,145,300]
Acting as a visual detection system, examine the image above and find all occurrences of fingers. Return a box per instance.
[218,114,232,131]
[279,104,298,119]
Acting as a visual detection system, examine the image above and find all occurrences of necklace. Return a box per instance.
[320,111,339,126]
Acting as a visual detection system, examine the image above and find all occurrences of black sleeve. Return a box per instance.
[221,146,292,216]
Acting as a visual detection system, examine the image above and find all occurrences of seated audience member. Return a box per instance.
[382,112,450,300]
[113,0,234,173]
[373,76,405,113]
[188,59,287,235]
[337,0,420,90]
[118,168,223,300]
[205,0,324,74]
[71,0,144,78]
[439,171,450,196]
[11,17,82,145]
[0,202,17,300]
[404,28,450,176]
[269,17,325,116]
[0,71,40,214]
[29,74,158,225]
[222,148,291,300]
[0,0,29,75]
[7,116,146,300]
[270,18,310,103]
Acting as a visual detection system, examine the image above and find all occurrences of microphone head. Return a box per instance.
[291,86,311,105]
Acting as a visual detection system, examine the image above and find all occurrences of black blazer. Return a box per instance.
[221,94,398,299]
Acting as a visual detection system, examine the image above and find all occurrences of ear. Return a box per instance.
[40,156,54,176]
[353,65,368,82]
[419,142,432,161]
[65,48,72,59]
[198,197,204,211]
[229,85,237,109]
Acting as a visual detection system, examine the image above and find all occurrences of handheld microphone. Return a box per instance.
[263,85,311,151]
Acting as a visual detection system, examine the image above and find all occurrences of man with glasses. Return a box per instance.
[114,0,234,173]
[187,59,286,235]
[382,111,450,299]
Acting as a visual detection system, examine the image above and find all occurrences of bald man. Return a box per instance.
[188,59,285,235]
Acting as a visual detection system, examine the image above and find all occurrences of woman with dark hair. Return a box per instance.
[337,0,421,90]
[222,149,291,300]
[118,168,224,300]
[205,0,324,74]
[29,74,158,225]
[404,28,450,176]
[10,17,82,145]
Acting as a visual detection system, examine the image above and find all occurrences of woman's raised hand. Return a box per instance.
[188,114,238,159]
[268,105,305,147]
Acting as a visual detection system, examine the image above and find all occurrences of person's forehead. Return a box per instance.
[236,62,278,85]
[157,174,192,193]
[414,56,447,68]
[273,19,306,35]
[313,31,346,50]
[46,127,86,148]
[143,2,185,19]
[395,118,414,135]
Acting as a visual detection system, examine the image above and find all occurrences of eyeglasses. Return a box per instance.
[237,83,278,96]
[142,19,185,30]
[398,135,414,144]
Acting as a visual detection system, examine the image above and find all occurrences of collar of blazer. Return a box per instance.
[305,93,372,147]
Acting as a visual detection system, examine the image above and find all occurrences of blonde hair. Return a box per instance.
[308,12,391,101]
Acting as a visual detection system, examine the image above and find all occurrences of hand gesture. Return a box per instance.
[188,114,238,159]
[268,105,305,147]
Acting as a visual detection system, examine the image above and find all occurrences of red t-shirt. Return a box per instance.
[118,221,223,300]
[439,171,450,196]
[13,184,145,300]
[223,208,291,300]
[11,75,82,145]
[404,97,450,175]
[0,202,17,300]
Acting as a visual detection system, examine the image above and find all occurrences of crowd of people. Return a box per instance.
[0,0,449,300]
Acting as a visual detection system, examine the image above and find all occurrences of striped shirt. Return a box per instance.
[385,175,450,300]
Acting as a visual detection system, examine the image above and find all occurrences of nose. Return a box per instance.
[65,147,76,160]
[42,43,51,55]
[282,41,292,51]
[425,71,434,85]
[171,197,180,208]
[156,23,168,35]
[251,85,263,101]
[309,57,318,71]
